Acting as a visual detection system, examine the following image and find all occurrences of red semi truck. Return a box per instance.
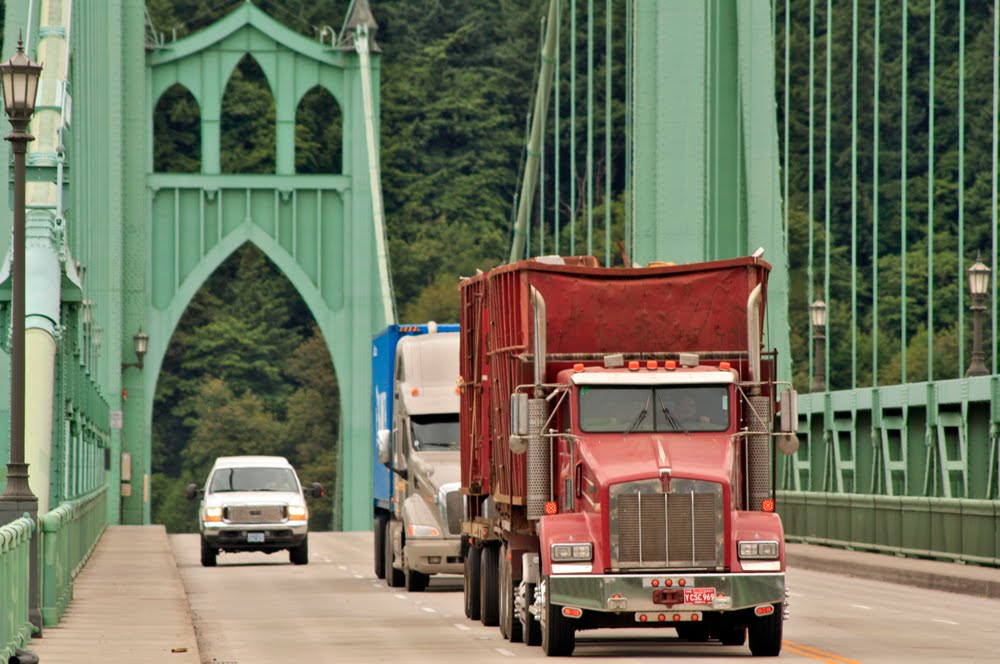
[458,255,798,657]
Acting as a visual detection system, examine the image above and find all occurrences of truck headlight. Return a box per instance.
[738,540,779,559]
[288,505,308,519]
[551,543,592,561]
[407,524,441,537]
[204,506,223,523]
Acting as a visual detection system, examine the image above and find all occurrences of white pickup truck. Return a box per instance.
[185,455,324,567]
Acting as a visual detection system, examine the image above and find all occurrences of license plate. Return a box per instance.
[683,587,716,604]
[247,532,265,543]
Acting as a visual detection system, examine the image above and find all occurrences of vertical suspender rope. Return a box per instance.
[872,0,880,385]
[555,0,561,255]
[586,0,594,258]
[356,26,395,325]
[808,0,815,390]
[901,0,908,383]
[958,0,966,377]
[605,0,612,267]
[824,0,831,391]
[570,0,577,254]
[927,0,935,382]
[993,0,998,375]
[851,0,858,389]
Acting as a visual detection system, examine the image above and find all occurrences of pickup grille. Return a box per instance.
[224,505,286,524]
[610,479,723,570]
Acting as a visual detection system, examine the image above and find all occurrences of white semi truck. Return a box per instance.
[372,323,464,591]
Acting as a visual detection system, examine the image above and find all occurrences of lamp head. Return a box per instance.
[967,253,990,297]
[0,35,42,122]
[810,298,827,328]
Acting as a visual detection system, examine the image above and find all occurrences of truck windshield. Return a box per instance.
[209,467,299,493]
[578,385,730,433]
[410,414,460,451]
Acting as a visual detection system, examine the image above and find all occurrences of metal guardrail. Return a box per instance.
[39,486,108,626]
[779,492,1000,567]
[0,515,35,662]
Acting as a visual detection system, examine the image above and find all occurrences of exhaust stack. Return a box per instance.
[527,287,549,519]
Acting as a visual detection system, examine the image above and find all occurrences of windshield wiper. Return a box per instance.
[657,394,689,435]
[624,394,652,435]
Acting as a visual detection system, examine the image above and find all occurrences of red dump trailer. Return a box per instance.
[458,255,797,657]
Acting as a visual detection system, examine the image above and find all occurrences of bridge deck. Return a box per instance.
[27,526,200,663]
[20,527,1000,662]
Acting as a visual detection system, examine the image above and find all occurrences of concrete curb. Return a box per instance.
[786,543,1000,600]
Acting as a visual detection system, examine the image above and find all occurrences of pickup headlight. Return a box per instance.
[738,540,779,559]
[407,524,441,537]
[203,506,223,523]
[551,543,592,561]
[288,505,308,519]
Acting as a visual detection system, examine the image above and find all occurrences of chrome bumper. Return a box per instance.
[405,537,463,575]
[548,572,785,613]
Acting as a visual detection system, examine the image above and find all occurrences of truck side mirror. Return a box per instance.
[309,482,325,498]
[376,429,392,466]
[779,389,798,433]
[777,388,800,456]
[184,483,201,500]
[510,393,529,436]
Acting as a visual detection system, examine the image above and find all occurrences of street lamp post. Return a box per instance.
[966,253,991,377]
[0,36,43,632]
[810,298,827,393]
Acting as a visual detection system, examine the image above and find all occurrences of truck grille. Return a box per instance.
[610,479,724,570]
[444,490,464,535]
[224,505,286,524]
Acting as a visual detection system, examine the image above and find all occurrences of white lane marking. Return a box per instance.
[353,573,364,578]
[454,623,470,631]
[787,591,802,597]
[422,607,436,613]
[931,618,960,625]
[338,565,347,570]
[850,604,873,610]
[394,594,407,600]
[496,648,516,657]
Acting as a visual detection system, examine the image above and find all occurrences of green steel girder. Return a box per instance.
[133,3,389,530]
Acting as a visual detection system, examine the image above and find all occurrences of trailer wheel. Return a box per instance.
[373,514,388,579]
[384,520,404,587]
[499,543,522,642]
[464,546,481,620]
[748,606,782,657]
[540,576,575,656]
[480,543,500,627]
[519,581,541,646]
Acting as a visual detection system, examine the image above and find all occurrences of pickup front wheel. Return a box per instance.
[200,537,217,567]
[289,535,309,565]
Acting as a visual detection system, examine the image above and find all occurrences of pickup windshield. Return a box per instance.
[209,467,299,493]
[578,385,730,433]
[410,414,460,451]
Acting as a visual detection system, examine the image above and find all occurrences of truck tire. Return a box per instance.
[479,543,500,627]
[374,514,388,579]
[464,546,481,620]
[540,576,575,656]
[384,521,404,587]
[519,581,541,646]
[499,544,522,642]
[200,537,217,567]
[289,535,309,565]
[404,560,429,592]
[748,607,782,657]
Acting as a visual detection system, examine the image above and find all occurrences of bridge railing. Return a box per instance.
[39,486,108,626]
[779,379,1000,566]
[0,515,35,662]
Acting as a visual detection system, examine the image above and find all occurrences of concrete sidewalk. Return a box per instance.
[24,525,200,664]
[787,542,1000,599]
